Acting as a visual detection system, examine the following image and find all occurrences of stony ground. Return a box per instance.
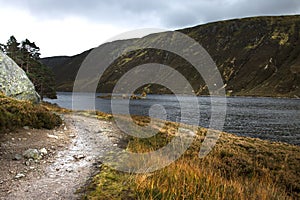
[0,114,122,200]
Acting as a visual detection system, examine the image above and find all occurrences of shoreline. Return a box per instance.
[42,98,300,147]
[55,90,300,99]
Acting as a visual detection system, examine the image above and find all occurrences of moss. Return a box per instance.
[82,165,136,200]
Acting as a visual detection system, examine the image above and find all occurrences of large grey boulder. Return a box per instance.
[0,51,40,103]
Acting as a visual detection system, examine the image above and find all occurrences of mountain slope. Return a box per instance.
[41,50,91,91]
[41,15,300,97]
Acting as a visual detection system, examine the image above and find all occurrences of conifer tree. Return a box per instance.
[1,36,57,99]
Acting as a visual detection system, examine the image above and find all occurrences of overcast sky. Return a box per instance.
[1,0,300,57]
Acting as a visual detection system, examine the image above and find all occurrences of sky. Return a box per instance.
[0,0,300,57]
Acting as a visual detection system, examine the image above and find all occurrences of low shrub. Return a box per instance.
[0,93,62,132]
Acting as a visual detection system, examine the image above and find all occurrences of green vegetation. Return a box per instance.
[1,36,57,99]
[82,165,136,200]
[0,93,62,132]
[83,117,300,200]
[271,30,290,46]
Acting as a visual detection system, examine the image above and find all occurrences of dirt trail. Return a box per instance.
[0,114,121,200]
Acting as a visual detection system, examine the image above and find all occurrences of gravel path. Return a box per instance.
[1,114,121,200]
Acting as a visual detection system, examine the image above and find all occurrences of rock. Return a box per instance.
[23,149,42,160]
[66,168,73,173]
[73,154,85,160]
[64,126,67,131]
[15,173,25,179]
[47,134,59,139]
[25,159,32,166]
[23,126,29,130]
[0,51,40,103]
[13,154,22,161]
[39,148,48,155]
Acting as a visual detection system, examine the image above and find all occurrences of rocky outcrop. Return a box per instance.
[0,51,40,103]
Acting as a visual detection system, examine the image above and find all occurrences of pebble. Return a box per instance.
[66,168,73,173]
[25,159,34,166]
[39,148,48,155]
[23,149,42,160]
[73,154,85,160]
[47,134,59,139]
[23,126,29,130]
[15,173,25,179]
[13,154,23,161]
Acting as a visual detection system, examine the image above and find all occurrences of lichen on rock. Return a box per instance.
[0,51,40,103]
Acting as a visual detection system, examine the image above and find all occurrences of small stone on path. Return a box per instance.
[73,154,86,160]
[66,168,73,173]
[47,134,59,139]
[13,154,22,161]
[15,173,25,179]
[39,148,48,155]
[23,149,42,160]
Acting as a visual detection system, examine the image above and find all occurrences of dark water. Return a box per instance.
[45,92,300,145]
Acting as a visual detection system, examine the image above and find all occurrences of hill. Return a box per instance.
[41,15,300,97]
[41,50,91,91]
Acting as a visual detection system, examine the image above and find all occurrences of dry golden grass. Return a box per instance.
[129,127,299,200]
[83,116,300,200]
[41,101,71,113]
[56,112,297,200]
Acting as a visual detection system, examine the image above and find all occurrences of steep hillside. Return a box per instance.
[41,50,91,91]
[41,15,300,97]
[40,56,70,70]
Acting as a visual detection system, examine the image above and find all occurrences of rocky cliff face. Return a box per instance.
[0,52,40,103]
[42,15,300,98]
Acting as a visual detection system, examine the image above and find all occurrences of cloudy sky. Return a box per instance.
[0,0,299,57]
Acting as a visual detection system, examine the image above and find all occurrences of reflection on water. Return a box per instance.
[45,92,300,145]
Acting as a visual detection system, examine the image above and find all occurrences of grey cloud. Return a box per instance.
[160,0,300,27]
[1,0,300,28]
